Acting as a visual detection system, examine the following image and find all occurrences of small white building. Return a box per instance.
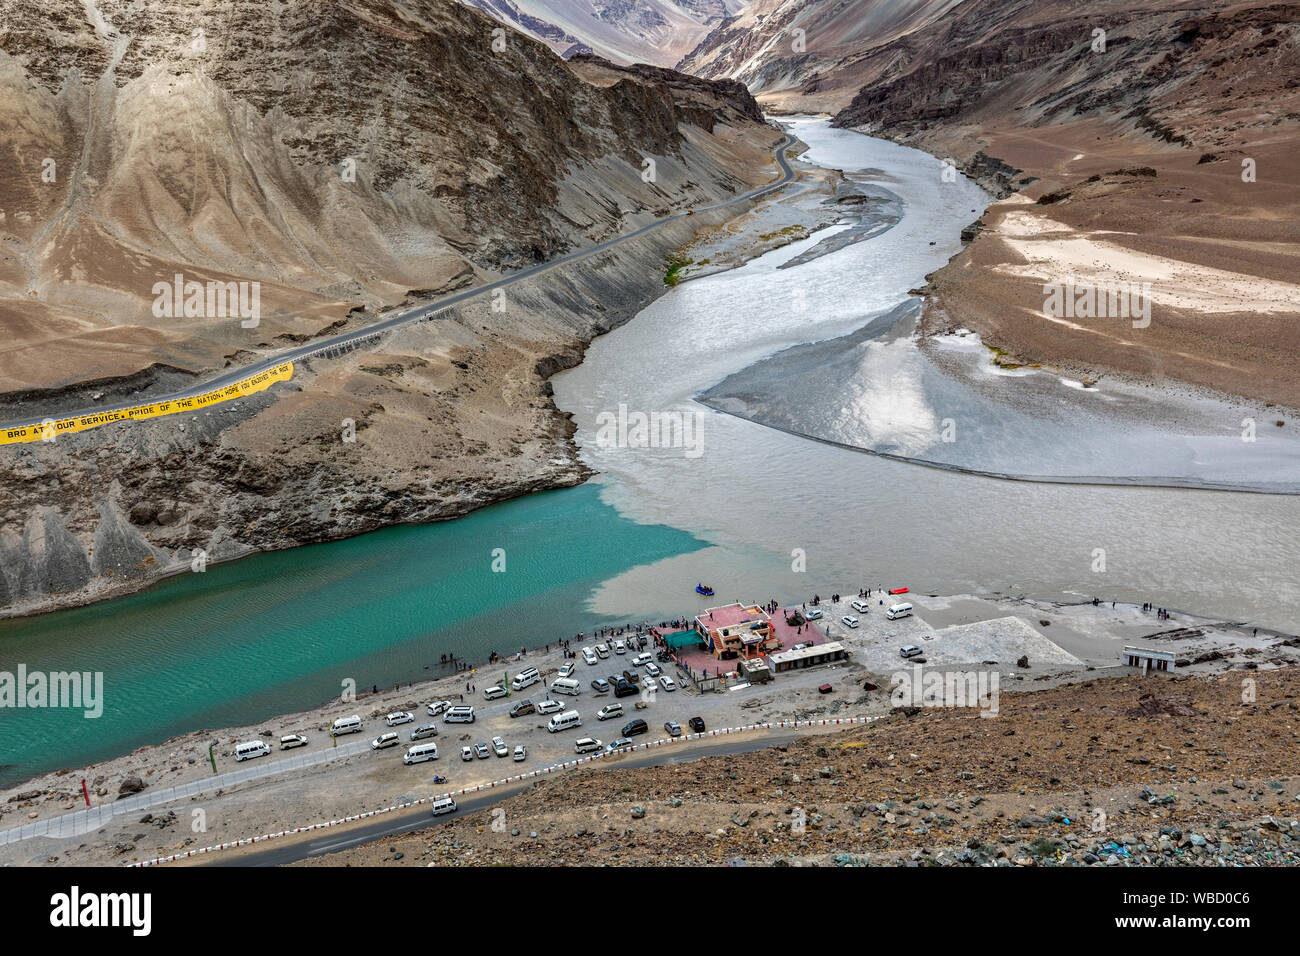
[767,641,849,673]
[1122,645,1175,675]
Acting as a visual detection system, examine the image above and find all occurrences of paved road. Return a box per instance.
[3,134,795,431]
[209,728,807,867]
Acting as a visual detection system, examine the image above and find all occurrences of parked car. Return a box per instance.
[509,699,536,718]
[631,653,652,667]
[386,711,413,726]
[899,645,923,659]
[574,737,603,754]
[621,719,649,737]
[371,732,401,750]
[426,700,450,717]
[841,615,860,629]
[558,661,575,678]
[664,720,682,737]
[582,647,598,665]
[658,676,677,692]
[804,607,823,620]
[410,723,439,740]
[688,717,706,733]
[792,642,810,651]
[596,703,624,721]
[483,685,507,701]
[644,662,661,677]
[535,699,564,715]
[613,679,639,699]
[605,737,634,754]
[614,640,626,655]
[492,736,508,757]
[591,678,611,694]
[851,600,871,614]
[474,742,491,759]
[513,745,527,762]
[594,643,610,659]
[461,746,474,761]
[279,733,308,750]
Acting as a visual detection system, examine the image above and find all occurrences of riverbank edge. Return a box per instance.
[0,129,801,622]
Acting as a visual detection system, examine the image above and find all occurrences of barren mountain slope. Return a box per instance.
[833,0,1300,407]
[0,0,780,614]
[677,0,964,112]
[461,0,743,66]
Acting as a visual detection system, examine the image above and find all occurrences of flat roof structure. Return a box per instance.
[767,641,849,673]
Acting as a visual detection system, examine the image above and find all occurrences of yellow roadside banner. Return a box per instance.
[0,361,293,446]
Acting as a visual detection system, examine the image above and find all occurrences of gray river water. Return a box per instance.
[553,118,1300,631]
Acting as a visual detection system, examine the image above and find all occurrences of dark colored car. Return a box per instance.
[622,669,639,684]
[621,719,648,737]
[613,679,639,699]
[688,717,705,733]
[509,699,535,718]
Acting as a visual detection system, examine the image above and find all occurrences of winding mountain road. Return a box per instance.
[2,133,795,433]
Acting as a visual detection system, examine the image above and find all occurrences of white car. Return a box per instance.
[559,661,576,678]
[596,703,623,721]
[804,608,823,620]
[614,640,626,655]
[386,711,414,726]
[851,600,871,614]
[658,675,677,692]
[841,615,860,629]
[582,647,598,666]
[483,685,507,700]
[426,700,450,717]
[279,733,308,750]
[513,745,527,762]
[594,643,609,659]
[461,745,474,761]
[371,732,401,750]
[535,699,564,714]
[492,736,508,757]
[644,662,661,677]
[631,653,652,667]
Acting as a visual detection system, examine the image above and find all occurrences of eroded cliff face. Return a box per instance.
[0,0,780,615]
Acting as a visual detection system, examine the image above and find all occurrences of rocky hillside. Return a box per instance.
[677,0,963,112]
[832,0,1300,408]
[462,0,744,66]
[0,0,780,614]
[305,668,1300,866]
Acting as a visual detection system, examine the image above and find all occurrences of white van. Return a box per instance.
[511,668,541,691]
[403,742,439,765]
[430,796,458,817]
[547,710,582,733]
[330,715,363,736]
[444,705,475,723]
[887,603,914,620]
[235,740,271,761]
[550,677,581,697]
